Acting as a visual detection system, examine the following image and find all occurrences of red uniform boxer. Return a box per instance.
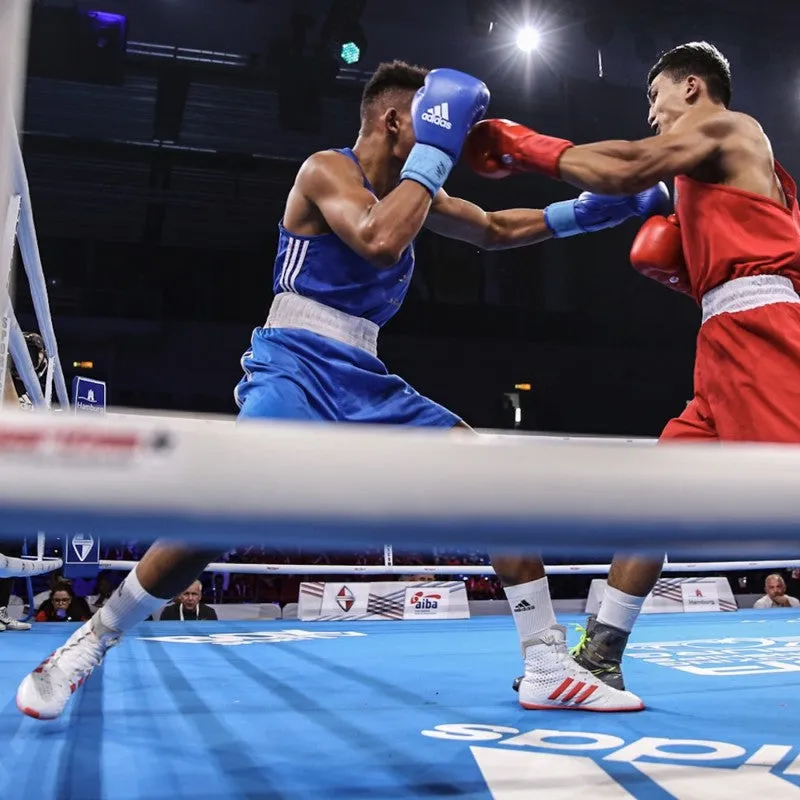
[465,40,800,697]
[464,42,800,444]
[655,163,800,441]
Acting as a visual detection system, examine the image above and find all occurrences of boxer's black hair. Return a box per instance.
[360,60,428,120]
[648,42,731,107]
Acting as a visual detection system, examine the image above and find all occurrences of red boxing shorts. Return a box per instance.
[660,275,800,443]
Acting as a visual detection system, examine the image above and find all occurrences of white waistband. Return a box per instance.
[701,275,800,324]
[265,293,379,357]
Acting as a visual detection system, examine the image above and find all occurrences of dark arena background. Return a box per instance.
[22,0,800,434]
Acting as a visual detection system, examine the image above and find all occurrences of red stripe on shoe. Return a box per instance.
[548,677,572,701]
[574,684,598,704]
[16,701,43,720]
[561,681,586,702]
[33,656,53,674]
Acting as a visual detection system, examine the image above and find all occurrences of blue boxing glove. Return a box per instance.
[400,68,490,196]
[543,182,671,239]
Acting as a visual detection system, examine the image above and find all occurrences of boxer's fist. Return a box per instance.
[629,183,671,218]
[630,214,691,295]
[463,118,574,180]
[410,69,489,161]
[544,183,671,239]
[401,69,489,196]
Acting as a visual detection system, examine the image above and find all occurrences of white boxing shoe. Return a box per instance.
[16,615,121,720]
[0,606,31,631]
[518,625,644,712]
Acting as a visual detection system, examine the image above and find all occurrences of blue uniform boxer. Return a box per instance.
[235,148,459,428]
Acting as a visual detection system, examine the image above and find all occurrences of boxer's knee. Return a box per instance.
[490,554,546,586]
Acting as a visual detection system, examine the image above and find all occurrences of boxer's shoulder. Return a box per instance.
[296,150,365,195]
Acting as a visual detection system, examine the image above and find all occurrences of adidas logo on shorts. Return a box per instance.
[421,103,452,130]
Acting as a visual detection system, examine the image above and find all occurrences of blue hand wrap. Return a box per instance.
[400,143,455,196]
[543,199,581,239]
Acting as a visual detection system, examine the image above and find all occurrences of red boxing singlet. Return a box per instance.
[675,162,800,301]
[662,162,800,443]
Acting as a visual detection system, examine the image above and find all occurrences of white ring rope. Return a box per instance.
[0,552,62,578]
[0,192,20,410]
[11,131,69,409]
[99,559,800,576]
[0,412,799,554]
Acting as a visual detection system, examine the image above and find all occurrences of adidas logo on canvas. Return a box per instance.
[514,599,534,613]
[421,102,452,130]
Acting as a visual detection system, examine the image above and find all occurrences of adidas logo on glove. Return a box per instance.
[421,102,452,130]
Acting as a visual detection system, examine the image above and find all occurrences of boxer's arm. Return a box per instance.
[558,115,733,195]
[298,151,433,268]
[425,189,552,249]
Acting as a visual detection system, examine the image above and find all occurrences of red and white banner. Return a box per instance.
[587,577,736,615]
[299,581,469,621]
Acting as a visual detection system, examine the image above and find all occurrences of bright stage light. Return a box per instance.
[515,26,540,53]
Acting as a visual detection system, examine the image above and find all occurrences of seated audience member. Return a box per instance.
[36,580,92,622]
[753,574,800,609]
[159,580,218,621]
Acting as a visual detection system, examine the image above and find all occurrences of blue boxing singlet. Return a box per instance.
[235,146,460,429]
[271,148,416,327]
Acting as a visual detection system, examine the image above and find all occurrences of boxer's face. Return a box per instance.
[384,97,416,162]
[647,72,688,135]
[397,105,416,160]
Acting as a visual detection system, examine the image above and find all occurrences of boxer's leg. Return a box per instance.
[500,395,710,696]
[706,304,800,443]
[582,300,800,687]
[449,427,560,693]
[33,352,320,630]
[450,424,561,671]
[596,303,800,689]
[19,333,328,720]
[575,302,800,689]
[17,542,222,719]
[573,395,717,689]
[371,381,642,708]
[448,440,641,710]
[600,305,783,657]
[456,425,641,708]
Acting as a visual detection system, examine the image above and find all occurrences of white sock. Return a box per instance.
[504,577,558,644]
[597,586,646,633]
[98,566,168,633]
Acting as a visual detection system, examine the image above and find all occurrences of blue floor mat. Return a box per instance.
[2,610,800,799]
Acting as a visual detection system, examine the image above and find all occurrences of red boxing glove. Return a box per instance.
[630,214,692,295]
[463,119,574,180]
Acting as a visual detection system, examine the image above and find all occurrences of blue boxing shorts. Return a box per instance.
[235,326,460,428]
